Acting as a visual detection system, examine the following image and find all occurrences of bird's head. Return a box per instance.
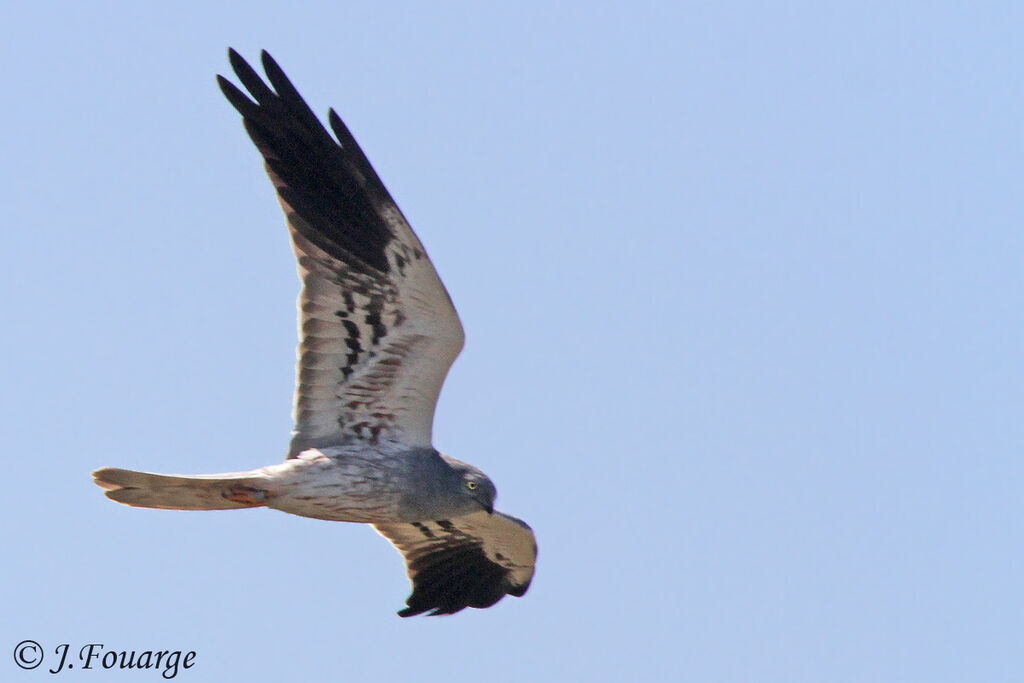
[441,455,497,514]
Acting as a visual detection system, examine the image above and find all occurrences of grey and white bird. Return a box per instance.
[92,49,536,617]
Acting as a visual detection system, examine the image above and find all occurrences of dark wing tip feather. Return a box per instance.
[219,48,395,274]
[396,542,528,618]
[227,48,277,104]
[328,108,389,195]
[217,75,259,119]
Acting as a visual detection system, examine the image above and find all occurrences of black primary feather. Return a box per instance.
[218,49,394,274]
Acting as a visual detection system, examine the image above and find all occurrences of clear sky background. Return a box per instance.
[2,2,1021,681]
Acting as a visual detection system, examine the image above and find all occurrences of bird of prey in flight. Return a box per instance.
[92,49,536,617]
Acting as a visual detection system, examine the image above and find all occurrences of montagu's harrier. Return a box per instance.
[92,49,536,617]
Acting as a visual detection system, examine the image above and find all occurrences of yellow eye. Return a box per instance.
[466,481,478,490]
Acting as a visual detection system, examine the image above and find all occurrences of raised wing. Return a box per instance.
[374,510,537,617]
[218,50,464,455]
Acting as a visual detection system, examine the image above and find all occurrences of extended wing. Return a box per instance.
[374,511,537,616]
[219,50,464,456]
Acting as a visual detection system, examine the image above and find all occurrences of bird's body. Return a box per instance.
[92,49,535,617]
[97,447,488,523]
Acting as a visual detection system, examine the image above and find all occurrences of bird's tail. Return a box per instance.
[92,466,271,511]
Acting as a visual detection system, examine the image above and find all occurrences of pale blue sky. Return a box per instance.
[2,2,1022,681]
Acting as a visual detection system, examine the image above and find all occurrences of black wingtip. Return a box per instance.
[215,73,233,96]
[260,50,289,93]
[327,108,343,145]
[328,108,353,148]
[227,47,251,81]
[259,49,306,115]
[217,47,398,275]
[225,48,278,105]
[217,74,258,119]
[260,49,278,71]
[228,47,251,72]
[507,579,532,598]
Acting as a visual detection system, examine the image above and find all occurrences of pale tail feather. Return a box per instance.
[92,467,270,510]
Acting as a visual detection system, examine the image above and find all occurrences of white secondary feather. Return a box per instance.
[288,203,464,455]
